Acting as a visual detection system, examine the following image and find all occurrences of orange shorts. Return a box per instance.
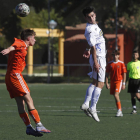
[110,81,122,95]
[5,73,30,98]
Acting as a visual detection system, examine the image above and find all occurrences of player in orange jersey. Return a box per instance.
[0,29,51,137]
[106,50,127,117]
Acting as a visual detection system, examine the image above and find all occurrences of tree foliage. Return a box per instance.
[104,0,140,49]
[1,0,140,49]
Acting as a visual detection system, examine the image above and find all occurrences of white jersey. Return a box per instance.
[84,23,106,57]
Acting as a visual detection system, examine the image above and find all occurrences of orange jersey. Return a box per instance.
[106,60,127,81]
[6,38,28,74]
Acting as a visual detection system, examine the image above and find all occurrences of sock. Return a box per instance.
[116,101,122,111]
[36,122,43,126]
[19,112,31,126]
[29,109,40,123]
[90,87,102,111]
[133,106,136,110]
[84,84,95,106]
[131,98,136,109]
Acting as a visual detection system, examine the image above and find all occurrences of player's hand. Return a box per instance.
[0,48,10,55]
[106,83,110,89]
[94,62,101,73]
[122,85,125,90]
[83,50,90,58]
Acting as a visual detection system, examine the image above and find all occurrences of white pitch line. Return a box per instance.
[5,104,132,109]
[0,107,134,113]
[32,97,131,102]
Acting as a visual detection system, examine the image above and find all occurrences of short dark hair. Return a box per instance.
[82,6,95,17]
[133,50,139,54]
[112,50,120,55]
[21,29,36,40]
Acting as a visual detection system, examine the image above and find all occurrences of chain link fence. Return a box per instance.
[0,64,92,83]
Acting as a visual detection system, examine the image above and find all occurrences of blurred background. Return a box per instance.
[0,0,139,83]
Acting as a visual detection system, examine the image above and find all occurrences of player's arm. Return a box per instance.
[0,46,15,55]
[105,73,110,89]
[83,48,90,58]
[126,70,129,82]
[126,63,130,82]
[91,45,100,72]
[122,72,126,90]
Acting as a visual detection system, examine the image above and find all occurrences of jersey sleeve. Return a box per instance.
[11,39,21,50]
[85,27,96,47]
[122,63,127,73]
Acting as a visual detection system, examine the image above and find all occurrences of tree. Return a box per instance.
[103,0,140,50]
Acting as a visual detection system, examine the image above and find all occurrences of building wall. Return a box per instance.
[105,34,124,63]
[64,40,90,76]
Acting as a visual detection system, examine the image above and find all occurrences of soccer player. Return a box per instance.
[127,50,140,114]
[106,50,127,117]
[0,29,51,137]
[80,6,106,122]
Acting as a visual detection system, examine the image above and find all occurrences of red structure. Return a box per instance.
[64,24,134,76]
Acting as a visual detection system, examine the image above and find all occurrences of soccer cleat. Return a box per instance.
[87,108,100,122]
[116,110,123,117]
[131,109,137,114]
[36,124,51,133]
[26,126,43,137]
[80,104,92,117]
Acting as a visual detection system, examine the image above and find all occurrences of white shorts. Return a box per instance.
[88,55,106,82]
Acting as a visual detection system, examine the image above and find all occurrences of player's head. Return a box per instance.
[112,50,120,61]
[21,29,36,46]
[82,6,96,24]
[132,50,139,60]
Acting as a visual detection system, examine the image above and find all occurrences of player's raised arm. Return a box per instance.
[0,46,15,55]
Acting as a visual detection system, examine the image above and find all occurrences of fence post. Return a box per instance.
[27,46,33,75]
[58,37,64,75]
[67,65,70,83]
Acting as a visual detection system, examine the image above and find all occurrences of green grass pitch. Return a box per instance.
[0,83,140,140]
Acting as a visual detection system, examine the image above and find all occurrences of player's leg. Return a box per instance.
[84,84,96,107]
[23,92,51,133]
[80,83,96,117]
[84,54,97,106]
[87,80,104,122]
[13,73,50,134]
[136,92,140,101]
[90,56,105,111]
[15,96,43,137]
[15,96,30,123]
[80,54,96,117]
[135,80,140,108]
[128,78,137,114]
[130,93,137,114]
[114,92,123,117]
[88,57,106,122]
[114,81,123,117]
[90,80,104,111]
[114,92,121,107]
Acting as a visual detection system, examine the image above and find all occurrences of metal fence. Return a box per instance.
[0,64,92,83]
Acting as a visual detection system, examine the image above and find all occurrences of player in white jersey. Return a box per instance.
[80,6,106,122]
